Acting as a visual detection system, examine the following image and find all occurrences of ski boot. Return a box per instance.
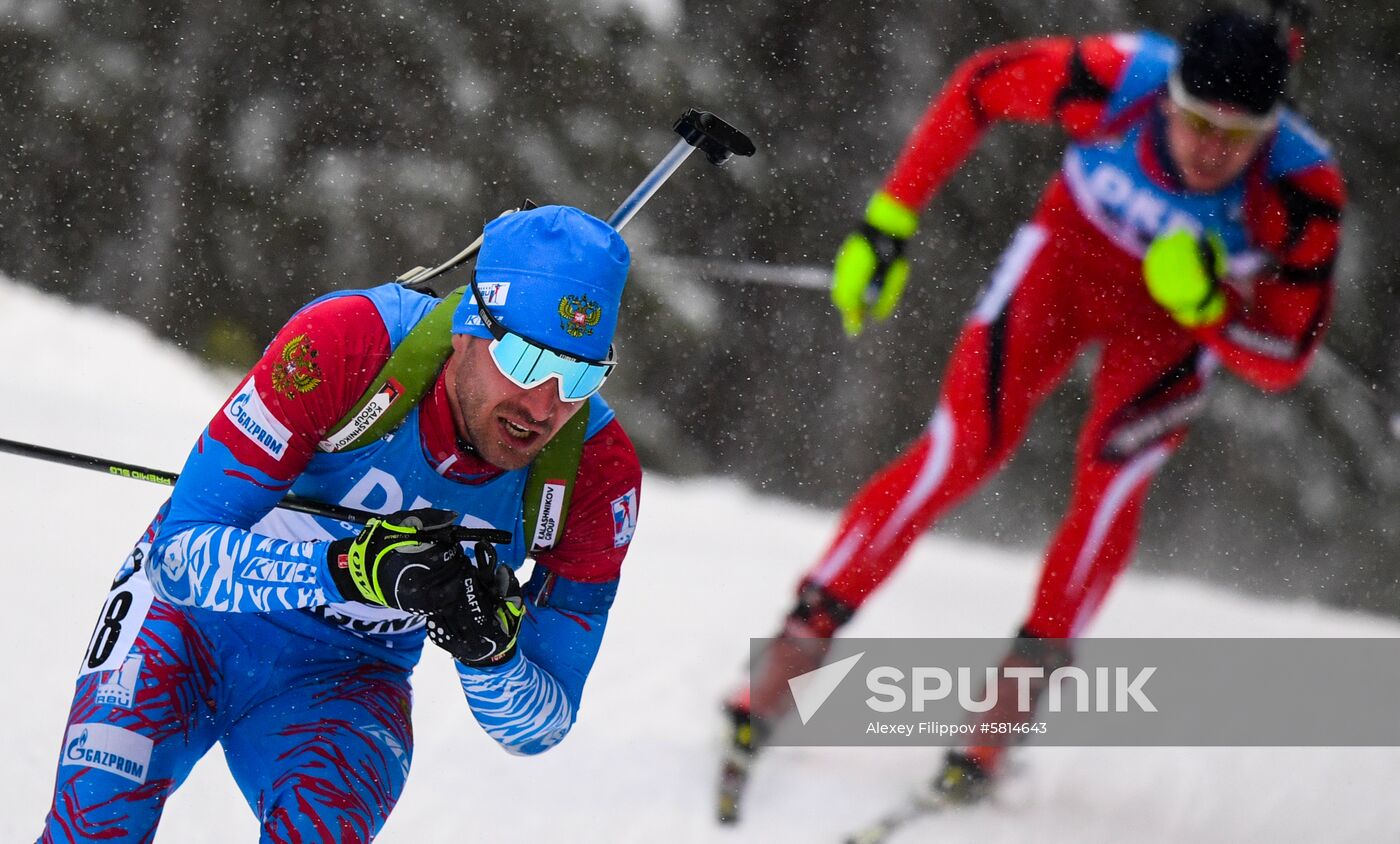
[718,696,768,823]
[932,750,995,805]
[716,583,854,823]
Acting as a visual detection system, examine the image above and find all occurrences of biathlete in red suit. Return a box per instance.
[724,7,1344,812]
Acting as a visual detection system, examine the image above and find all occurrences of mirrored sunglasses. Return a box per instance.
[471,273,616,402]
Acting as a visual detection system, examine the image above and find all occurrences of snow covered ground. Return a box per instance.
[3,274,1398,842]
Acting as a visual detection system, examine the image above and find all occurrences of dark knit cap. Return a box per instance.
[1178,9,1290,115]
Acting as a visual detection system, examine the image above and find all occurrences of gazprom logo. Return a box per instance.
[224,378,292,460]
[64,723,153,783]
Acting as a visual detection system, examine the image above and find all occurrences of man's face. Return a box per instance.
[444,334,586,471]
[1163,98,1271,193]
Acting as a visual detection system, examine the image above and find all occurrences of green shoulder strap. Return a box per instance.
[523,402,589,553]
[318,284,588,552]
[319,286,465,454]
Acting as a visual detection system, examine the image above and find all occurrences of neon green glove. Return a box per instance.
[832,191,920,337]
[1142,229,1228,328]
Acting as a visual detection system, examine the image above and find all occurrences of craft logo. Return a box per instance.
[532,480,568,550]
[319,379,404,452]
[270,333,324,398]
[610,488,637,548]
[463,572,483,618]
[559,295,602,337]
[64,723,153,784]
[94,653,143,709]
[225,378,293,460]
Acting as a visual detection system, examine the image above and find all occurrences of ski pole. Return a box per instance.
[629,251,1400,438]
[1312,347,1400,439]
[1267,0,1313,61]
[2,111,754,518]
[0,436,511,543]
[399,107,754,289]
[607,108,755,229]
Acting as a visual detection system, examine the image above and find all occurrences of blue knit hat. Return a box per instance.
[452,205,630,361]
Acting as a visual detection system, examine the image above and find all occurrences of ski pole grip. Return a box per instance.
[449,526,514,546]
[673,108,756,166]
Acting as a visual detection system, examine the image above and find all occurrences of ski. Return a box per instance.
[843,787,953,844]
[844,752,1000,843]
[716,746,752,824]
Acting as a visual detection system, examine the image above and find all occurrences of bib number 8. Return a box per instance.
[87,590,135,669]
[79,546,155,678]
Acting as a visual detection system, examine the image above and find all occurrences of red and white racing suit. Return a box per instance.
[742,32,1344,766]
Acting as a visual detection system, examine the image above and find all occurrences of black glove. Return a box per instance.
[426,541,525,668]
[326,508,471,613]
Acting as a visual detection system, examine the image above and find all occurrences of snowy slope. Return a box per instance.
[2,275,1398,843]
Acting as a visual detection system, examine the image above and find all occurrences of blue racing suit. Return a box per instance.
[41,283,642,842]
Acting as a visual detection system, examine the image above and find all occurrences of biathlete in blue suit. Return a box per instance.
[41,206,643,842]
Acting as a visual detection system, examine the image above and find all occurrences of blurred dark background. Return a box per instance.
[3,0,1397,614]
